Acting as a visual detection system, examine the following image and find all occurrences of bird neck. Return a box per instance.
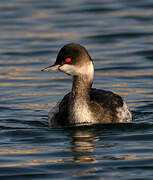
[68,75,94,125]
[71,75,93,101]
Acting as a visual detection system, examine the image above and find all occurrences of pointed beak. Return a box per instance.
[41,64,60,72]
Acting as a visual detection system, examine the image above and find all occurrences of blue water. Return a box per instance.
[0,0,153,179]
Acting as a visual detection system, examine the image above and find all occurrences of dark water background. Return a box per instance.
[1,0,153,179]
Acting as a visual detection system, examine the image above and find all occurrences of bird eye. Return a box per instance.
[65,58,71,63]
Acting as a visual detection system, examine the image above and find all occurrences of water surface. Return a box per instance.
[0,0,153,179]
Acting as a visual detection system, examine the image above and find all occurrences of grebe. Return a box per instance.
[42,43,132,126]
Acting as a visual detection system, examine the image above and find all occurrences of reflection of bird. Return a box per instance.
[42,43,132,126]
[70,127,98,164]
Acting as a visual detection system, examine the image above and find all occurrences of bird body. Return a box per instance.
[42,43,132,126]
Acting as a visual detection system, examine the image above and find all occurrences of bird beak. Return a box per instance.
[41,64,60,72]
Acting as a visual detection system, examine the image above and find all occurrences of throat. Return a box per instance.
[72,75,92,100]
[69,75,93,124]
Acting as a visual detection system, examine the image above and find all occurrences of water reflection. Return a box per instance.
[69,126,153,166]
[70,127,98,164]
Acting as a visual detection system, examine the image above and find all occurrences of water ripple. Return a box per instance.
[0,0,153,179]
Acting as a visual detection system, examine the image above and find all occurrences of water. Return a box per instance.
[0,0,153,179]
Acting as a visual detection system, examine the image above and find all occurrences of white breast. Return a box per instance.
[70,99,95,125]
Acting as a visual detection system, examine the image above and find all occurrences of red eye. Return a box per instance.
[65,58,71,63]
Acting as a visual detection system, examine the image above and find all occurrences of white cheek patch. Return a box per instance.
[59,61,94,78]
[59,64,77,76]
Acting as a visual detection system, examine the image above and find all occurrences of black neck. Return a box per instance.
[71,75,92,101]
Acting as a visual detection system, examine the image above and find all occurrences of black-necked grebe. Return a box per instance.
[42,43,132,126]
